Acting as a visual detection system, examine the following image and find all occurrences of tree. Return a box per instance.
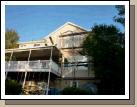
[5,29,19,61]
[113,5,125,26]
[5,29,19,49]
[82,25,125,95]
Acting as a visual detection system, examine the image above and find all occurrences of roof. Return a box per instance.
[44,22,88,39]
[5,46,62,58]
[5,45,55,53]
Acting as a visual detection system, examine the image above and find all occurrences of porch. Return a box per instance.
[5,60,61,76]
[5,46,62,95]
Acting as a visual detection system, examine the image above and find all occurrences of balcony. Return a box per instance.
[5,60,61,76]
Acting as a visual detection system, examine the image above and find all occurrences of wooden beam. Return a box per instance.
[59,32,88,37]
[49,37,54,45]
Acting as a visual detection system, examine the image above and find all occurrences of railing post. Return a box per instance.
[6,51,13,80]
[46,46,53,95]
[22,49,31,89]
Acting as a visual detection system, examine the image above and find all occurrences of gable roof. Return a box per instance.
[44,22,88,39]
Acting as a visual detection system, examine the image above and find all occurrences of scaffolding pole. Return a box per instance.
[65,30,77,86]
[6,51,13,80]
[22,49,31,89]
[60,32,63,77]
[61,30,78,87]
[46,46,53,95]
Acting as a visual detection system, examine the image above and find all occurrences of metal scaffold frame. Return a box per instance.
[60,30,82,87]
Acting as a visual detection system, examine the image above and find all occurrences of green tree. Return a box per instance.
[5,29,19,49]
[82,25,125,95]
[113,5,125,26]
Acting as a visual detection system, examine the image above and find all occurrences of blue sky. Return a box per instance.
[5,5,124,42]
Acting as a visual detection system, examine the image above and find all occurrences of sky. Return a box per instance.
[5,5,124,42]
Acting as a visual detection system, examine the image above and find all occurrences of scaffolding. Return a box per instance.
[59,31,88,87]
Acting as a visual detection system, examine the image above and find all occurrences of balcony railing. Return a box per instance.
[5,60,61,76]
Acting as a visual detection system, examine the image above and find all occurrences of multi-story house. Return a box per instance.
[5,22,96,95]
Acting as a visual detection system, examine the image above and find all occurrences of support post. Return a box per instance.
[60,32,63,77]
[46,46,53,95]
[6,51,13,80]
[22,49,31,89]
[62,56,65,77]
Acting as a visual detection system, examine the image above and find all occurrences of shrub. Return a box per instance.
[60,87,92,95]
[5,79,22,95]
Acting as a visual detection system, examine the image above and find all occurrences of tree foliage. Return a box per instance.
[5,79,22,95]
[82,25,125,94]
[5,29,19,49]
[60,87,92,95]
[113,5,125,26]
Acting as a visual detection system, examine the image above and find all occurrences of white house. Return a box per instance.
[5,22,96,95]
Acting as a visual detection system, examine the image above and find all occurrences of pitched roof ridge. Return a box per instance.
[66,22,87,31]
[44,22,87,39]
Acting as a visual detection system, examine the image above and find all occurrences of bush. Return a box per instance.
[60,87,92,95]
[5,79,22,95]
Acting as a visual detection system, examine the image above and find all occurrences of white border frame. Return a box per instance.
[1,1,129,99]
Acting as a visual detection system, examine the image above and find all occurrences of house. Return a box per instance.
[5,22,96,95]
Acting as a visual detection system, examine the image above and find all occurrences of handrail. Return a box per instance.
[5,60,61,76]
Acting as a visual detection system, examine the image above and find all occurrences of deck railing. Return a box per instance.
[5,60,61,76]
